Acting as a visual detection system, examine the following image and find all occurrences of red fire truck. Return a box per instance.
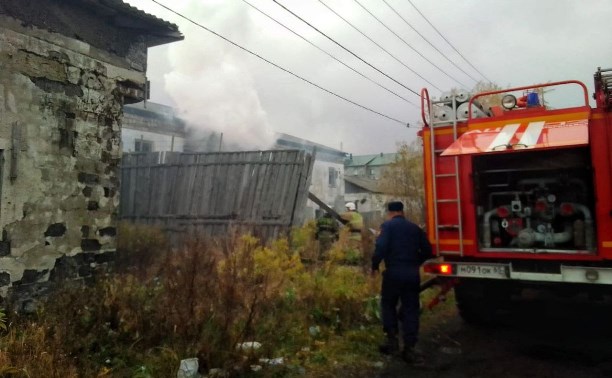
[420,67,612,323]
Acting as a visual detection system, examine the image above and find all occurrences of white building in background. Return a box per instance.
[344,153,399,225]
[122,102,186,153]
[275,133,347,220]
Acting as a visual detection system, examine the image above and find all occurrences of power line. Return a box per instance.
[381,0,480,83]
[241,0,417,107]
[148,0,410,126]
[406,0,491,82]
[317,0,442,92]
[353,0,469,89]
[273,0,421,96]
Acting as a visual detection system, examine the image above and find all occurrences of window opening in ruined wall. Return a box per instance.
[134,139,153,152]
[328,167,338,188]
[368,167,375,179]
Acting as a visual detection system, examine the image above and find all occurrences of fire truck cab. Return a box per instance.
[420,68,612,323]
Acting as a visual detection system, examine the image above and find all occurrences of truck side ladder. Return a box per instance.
[428,96,464,256]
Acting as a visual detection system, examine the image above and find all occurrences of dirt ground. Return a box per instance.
[374,291,612,378]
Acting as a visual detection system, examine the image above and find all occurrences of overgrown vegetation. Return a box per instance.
[379,140,425,225]
[0,223,389,377]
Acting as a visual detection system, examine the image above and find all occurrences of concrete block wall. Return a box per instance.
[0,16,147,308]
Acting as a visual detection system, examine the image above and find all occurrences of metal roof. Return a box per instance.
[275,133,346,162]
[368,153,398,166]
[345,153,397,167]
[344,176,384,193]
[80,0,183,46]
[344,154,377,167]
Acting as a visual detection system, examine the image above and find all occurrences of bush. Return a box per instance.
[0,224,382,376]
[115,221,169,277]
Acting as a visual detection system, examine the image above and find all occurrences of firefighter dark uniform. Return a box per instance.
[316,212,339,256]
[371,201,432,362]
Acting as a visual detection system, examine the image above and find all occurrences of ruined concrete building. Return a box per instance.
[123,101,186,153]
[0,0,182,308]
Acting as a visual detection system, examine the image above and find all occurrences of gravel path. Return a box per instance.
[374,293,612,378]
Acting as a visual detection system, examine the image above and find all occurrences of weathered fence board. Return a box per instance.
[120,150,314,242]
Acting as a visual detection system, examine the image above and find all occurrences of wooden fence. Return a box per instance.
[119,150,314,242]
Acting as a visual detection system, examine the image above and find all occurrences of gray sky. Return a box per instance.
[125,0,612,154]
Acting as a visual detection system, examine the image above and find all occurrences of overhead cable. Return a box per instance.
[273,0,421,96]
[241,0,417,107]
[382,0,480,83]
[317,0,442,92]
[148,0,411,126]
[353,0,469,89]
[406,0,491,82]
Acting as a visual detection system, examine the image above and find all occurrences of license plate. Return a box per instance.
[457,264,508,279]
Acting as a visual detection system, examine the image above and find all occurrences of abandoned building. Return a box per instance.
[122,101,186,153]
[0,0,182,308]
[344,175,392,222]
[275,133,346,219]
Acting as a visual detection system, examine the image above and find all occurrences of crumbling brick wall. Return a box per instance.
[0,9,151,310]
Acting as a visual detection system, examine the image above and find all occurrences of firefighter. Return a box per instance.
[371,201,433,365]
[315,206,339,257]
[341,202,363,255]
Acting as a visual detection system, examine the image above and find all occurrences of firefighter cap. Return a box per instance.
[387,201,404,212]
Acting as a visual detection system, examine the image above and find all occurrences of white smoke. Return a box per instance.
[141,0,420,153]
[163,1,275,150]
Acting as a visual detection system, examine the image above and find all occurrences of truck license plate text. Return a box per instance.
[457,264,507,278]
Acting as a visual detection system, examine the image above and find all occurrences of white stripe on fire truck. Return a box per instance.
[486,123,520,151]
[517,121,545,147]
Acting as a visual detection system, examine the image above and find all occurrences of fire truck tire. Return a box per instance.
[454,279,511,325]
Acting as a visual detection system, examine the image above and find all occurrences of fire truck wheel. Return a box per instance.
[454,279,511,326]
